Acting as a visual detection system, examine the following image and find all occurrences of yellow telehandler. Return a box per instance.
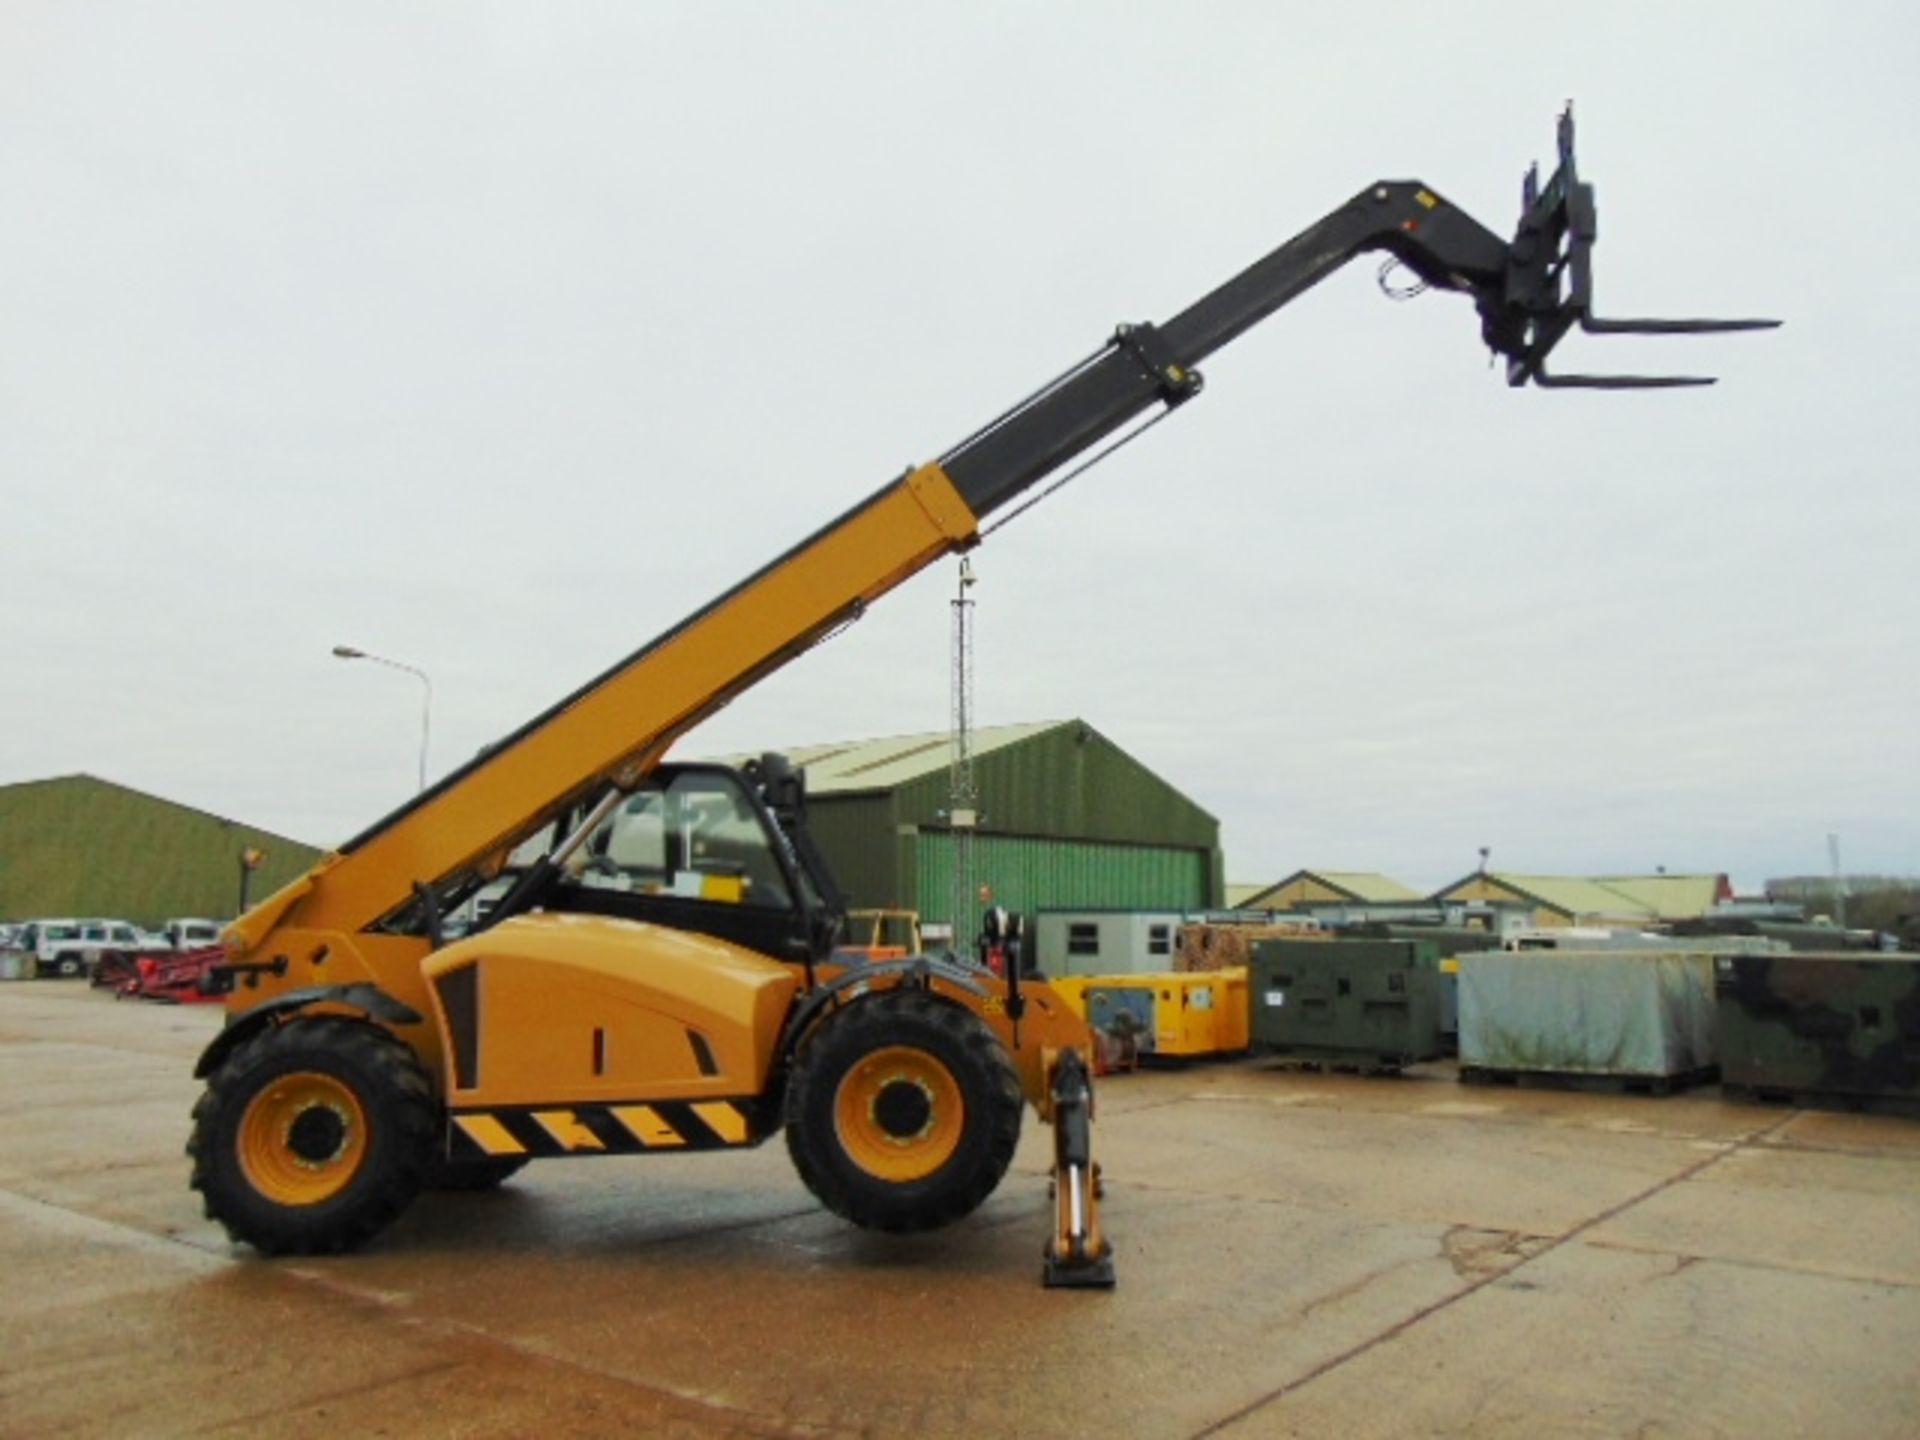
[187,108,1770,1287]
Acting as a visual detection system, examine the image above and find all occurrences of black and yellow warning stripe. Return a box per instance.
[448,1098,771,1161]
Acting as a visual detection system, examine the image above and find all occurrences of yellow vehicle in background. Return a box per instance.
[835,909,926,963]
[185,109,1767,1288]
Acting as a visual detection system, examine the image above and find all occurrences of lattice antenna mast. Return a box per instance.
[948,557,979,956]
[1828,832,1848,928]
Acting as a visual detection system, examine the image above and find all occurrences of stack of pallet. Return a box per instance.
[1176,920,1323,973]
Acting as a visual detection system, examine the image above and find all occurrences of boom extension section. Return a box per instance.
[941,103,1776,520]
[228,106,1771,945]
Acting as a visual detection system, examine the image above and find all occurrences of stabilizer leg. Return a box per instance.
[1042,1046,1115,1289]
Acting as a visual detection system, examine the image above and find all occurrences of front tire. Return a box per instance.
[785,988,1023,1233]
[188,1016,436,1255]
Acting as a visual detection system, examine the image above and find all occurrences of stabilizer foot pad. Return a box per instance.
[1043,1250,1116,1289]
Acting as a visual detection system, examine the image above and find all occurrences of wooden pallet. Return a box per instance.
[1254,1051,1435,1077]
[1459,1064,1718,1097]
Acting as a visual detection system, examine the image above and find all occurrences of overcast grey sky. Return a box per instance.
[3,3,1913,893]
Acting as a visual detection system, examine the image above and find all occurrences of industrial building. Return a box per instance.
[708,720,1221,934]
[1236,869,1423,910]
[0,774,322,927]
[1429,871,1733,928]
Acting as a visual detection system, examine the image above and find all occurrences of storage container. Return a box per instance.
[1458,949,1716,1086]
[1715,952,1920,1110]
[1249,939,1445,1067]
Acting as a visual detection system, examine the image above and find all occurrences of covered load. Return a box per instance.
[1458,950,1717,1087]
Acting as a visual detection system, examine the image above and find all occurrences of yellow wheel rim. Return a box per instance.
[237,1071,368,1206]
[833,1045,965,1182]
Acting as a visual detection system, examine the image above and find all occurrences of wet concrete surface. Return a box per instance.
[3,982,1918,1438]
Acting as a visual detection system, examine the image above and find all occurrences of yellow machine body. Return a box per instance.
[424,916,800,1108]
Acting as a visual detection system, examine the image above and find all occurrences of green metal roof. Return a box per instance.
[1240,869,1424,907]
[1436,872,1656,921]
[700,720,1069,796]
[1433,872,1729,922]
[1591,874,1728,920]
[1315,871,1424,902]
[0,774,323,926]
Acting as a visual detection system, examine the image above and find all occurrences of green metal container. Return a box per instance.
[1716,952,1920,1109]
[1249,938,1444,1067]
[1333,924,1502,1044]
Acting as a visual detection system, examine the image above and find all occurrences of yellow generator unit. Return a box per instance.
[1058,969,1249,1064]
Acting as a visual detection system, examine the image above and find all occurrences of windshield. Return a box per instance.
[581,770,797,911]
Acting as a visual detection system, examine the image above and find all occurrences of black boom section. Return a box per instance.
[939,183,1502,521]
[941,106,1774,520]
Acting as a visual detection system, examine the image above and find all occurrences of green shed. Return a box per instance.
[0,774,323,927]
[707,719,1221,936]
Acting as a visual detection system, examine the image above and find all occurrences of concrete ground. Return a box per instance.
[3,982,1918,1439]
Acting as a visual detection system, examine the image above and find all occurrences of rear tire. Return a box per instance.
[188,1016,436,1255]
[785,988,1022,1233]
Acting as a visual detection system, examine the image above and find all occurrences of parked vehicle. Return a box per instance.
[162,918,225,950]
[18,918,150,978]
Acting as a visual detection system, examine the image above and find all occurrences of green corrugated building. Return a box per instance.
[708,719,1221,933]
[0,774,323,926]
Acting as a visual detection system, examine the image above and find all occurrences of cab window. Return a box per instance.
[582,771,794,911]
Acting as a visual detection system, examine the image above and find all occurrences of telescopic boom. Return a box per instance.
[228,106,1775,955]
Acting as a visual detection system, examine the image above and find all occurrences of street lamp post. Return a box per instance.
[332,645,432,793]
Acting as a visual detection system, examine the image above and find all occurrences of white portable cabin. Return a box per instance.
[1034,910,1186,977]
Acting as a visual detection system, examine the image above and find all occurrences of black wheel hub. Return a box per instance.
[873,1079,933,1139]
[287,1105,348,1162]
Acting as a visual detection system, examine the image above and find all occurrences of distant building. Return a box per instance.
[706,719,1221,932]
[0,774,322,926]
[1236,869,1423,910]
[1430,871,1732,929]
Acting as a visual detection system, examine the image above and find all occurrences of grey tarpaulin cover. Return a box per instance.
[1458,950,1717,1077]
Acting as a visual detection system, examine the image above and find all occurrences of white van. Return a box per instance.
[163,918,226,951]
[19,919,150,977]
